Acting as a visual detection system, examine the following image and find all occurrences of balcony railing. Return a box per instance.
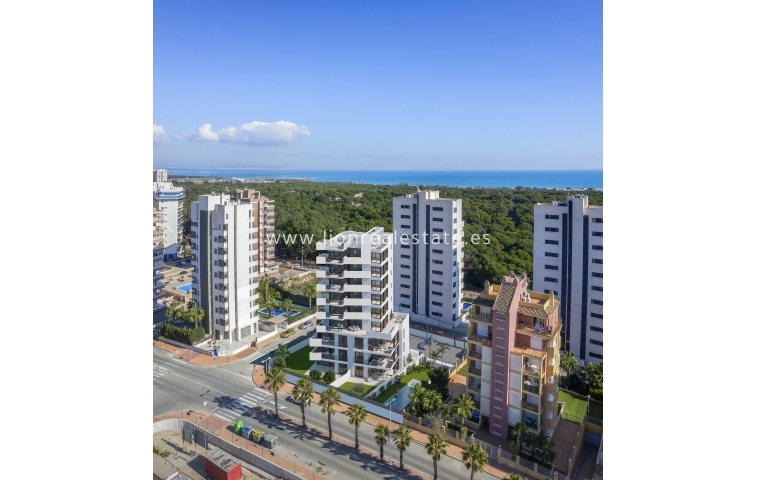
[468,351,482,360]
[467,383,481,393]
[523,383,541,395]
[469,367,482,376]
[522,400,540,413]
[516,322,557,337]
[468,334,492,346]
[468,313,492,324]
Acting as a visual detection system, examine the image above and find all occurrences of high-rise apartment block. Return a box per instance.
[153,168,168,182]
[311,228,409,380]
[532,194,603,364]
[230,189,277,275]
[392,190,464,329]
[153,208,167,318]
[466,274,561,439]
[190,194,260,341]
[153,180,185,260]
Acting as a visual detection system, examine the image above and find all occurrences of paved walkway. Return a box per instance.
[252,365,532,480]
[153,339,258,365]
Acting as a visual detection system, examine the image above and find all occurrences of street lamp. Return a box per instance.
[388,394,397,466]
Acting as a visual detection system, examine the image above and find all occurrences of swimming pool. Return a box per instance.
[177,284,192,292]
[385,379,422,410]
[462,302,472,310]
[260,307,299,317]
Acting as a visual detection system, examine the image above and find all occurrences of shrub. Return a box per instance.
[323,370,336,384]
[309,370,323,381]
[159,323,205,345]
[351,383,366,396]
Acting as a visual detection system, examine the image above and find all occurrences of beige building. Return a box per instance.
[231,189,277,275]
[466,273,561,439]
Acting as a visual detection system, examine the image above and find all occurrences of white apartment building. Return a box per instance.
[153,169,168,182]
[311,228,409,380]
[392,190,464,330]
[153,208,167,318]
[532,194,603,364]
[190,194,260,341]
[153,181,185,260]
[230,189,277,275]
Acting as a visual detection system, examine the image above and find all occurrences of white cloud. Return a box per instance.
[153,124,167,143]
[176,121,311,146]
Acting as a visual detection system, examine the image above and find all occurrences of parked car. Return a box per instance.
[299,320,313,330]
[280,328,296,338]
[417,341,429,350]
[286,395,301,405]
[293,263,301,268]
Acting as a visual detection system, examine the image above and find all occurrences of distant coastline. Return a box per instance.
[157,168,602,189]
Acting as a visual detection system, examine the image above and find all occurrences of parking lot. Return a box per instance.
[409,334,464,366]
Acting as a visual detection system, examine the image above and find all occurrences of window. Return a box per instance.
[545,239,559,245]
[432,270,443,275]
[592,245,603,251]
[592,218,603,223]
[401,214,410,219]
[545,277,558,283]
[432,228,443,233]
[401,224,410,229]
[589,352,603,359]
[454,207,457,212]
[432,206,443,211]
[590,326,603,332]
[400,303,410,308]
[590,339,603,346]
[592,285,603,292]
[592,231,603,237]
[401,274,410,279]
[401,244,410,249]
[400,204,410,209]
[545,214,559,219]
[401,264,410,269]
[432,280,443,286]
[591,299,603,305]
[401,254,411,259]
[432,217,443,222]
[592,258,603,264]
[432,259,443,264]
[453,282,457,287]
[401,294,410,298]
[432,291,442,296]
[431,312,442,317]
[545,227,559,232]
[545,265,558,270]
[432,249,443,254]
[432,301,443,307]
[592,272,603,278]
[591,313,603,319]
[452,302,456,309]
[545,252,558,258]
[400,284,410,289]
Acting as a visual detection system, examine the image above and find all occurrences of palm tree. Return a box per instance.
[462,443,489,480]
[560,351,578,377]
[524,431,538,458]
[282,298,295,317]
[292,377,315,428]
[453,393,475,425]
[346,403,368,450]
[374,423,390,461]
[535,433,556,465]
[429,349,441,367]
[319,387,341,441]
[303,282,318,309]
[260,273,272,302]
[166,302,180,323]
[393,425,413,469]
[503,474,525,480]
[425,433,449,480]
[435,343,451,361]
[262,296,277,317]
[408,384,427,416]
[264,368,286,417]
[511,422,529,454]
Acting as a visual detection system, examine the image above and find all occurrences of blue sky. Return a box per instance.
[154,1,602,170]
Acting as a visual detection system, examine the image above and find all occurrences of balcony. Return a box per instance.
[468,334,492,347]
[468,313,492,324]
[516,322,557,338]
[469,367,482,377]
[522,399,541,414]
[468,350,482,360]
[523,360,542,377]
[467,381,482,393]
[523,380,541,396]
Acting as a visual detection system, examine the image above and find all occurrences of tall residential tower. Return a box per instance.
[230,189,277,275]
[153,180,185,260]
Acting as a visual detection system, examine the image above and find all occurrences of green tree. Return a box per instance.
[453,393,475,425]
[262,296,278,317]
[309,369,323,381]
[303,282,318,309]
[503,474,525,480]
[260,273,272,303]
[292,377,314,428]
[264,368,286,417]
[346,403,368,450]
[462,443,489,480]
[282,298,295,316]
[323,370,336,384]
[561,352,578,377]
[374,423,390,461]
[426,433,449,480]
[535,433,556,466]
[273,344,289,368]
[392,425,413,469]
[351,383,366,396]
[318,387,341,441]
[166,302,180,323]
[424,367,451,398]
[511,422,529,454]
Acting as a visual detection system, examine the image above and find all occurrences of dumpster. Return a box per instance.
[251,429,265,443]
[262,434,277,449]
[241,426,253,440]
[234,420,244,435]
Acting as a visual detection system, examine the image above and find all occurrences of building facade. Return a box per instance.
[153,168,168,182]
[311,228,409,380]
[190,194,260,340]
[532,194,603,364]
[230,189,276,275]
[466,274,561,440]
[153,181,185,260]
[153,208,167,319]
[392,190,464,330]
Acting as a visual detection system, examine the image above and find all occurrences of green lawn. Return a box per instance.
[457,363,468,376]
[374,365,431,403]
[338,382,376,397]
[588,399,603,420]
[558,390,589,423]
[284,346,315,375]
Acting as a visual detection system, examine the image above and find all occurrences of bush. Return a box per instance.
[286,306,317,325]
[309,370,323,381]
[159,323,205,345]
[351,383,366,396]
[323,370,336,384]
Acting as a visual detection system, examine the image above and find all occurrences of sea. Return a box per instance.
[157,168,603,189]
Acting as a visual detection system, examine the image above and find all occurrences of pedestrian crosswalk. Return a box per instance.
[213,388,286,423]
[153,363,171,380]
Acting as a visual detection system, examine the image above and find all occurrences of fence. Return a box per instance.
[472,437,499,461]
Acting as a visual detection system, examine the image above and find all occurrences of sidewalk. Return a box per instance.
[153,339,258,365]
[252,365,532,480]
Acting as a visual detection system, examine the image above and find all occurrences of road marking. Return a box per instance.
[166,372,235,397]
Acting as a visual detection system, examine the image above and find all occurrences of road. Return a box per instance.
[153,348,500,480]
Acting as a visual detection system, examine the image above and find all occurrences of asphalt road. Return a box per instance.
[153,348,500,480]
